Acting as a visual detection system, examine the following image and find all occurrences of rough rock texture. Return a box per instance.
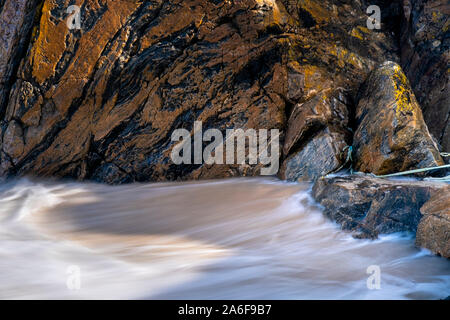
[279,88,351,181]
[312,175,448,238]
[278,0,401,181]
[0,0,40,117]
[0,0,404,183]
[1,0,290,183]
[400,0,450,151]
[353,61,444,176]
[416,188,450,258]
[280,127,347,182]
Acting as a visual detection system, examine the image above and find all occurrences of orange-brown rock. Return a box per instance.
[353,61,444,176]
[1,0,290,183]
[0,0,410,183]
[280,89,350,181]
[416,188,450,258]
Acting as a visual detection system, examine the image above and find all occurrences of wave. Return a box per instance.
[0,178,448,299]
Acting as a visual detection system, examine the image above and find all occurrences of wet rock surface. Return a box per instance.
[353,61,444,176]
[416,189,450,258]
[0,0,448,262]
[280,128,347,182]
[312,175,448,239]
[280,89,351,181]
[0,0,402,183]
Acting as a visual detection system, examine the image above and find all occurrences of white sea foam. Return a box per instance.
[0,178,448,299]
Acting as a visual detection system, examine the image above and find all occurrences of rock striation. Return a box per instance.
[0,0,403,183]
[353,61,444,176]
[0,0,40,117]
[400,0,449,152]
[0,1,447,184]
[312,174,449,240]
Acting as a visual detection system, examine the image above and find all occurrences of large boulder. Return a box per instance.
[416,189,450,258]
[277,0,401,182]
[353,61,444,176]
[312,174,448,238]
[400,0,450,151]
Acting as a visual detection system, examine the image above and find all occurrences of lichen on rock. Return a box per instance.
[353,61,444,176]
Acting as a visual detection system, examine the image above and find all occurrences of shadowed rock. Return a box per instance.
[0,0,40,116]
[400,0,450,151]
[279,88,351,182]
[312,174,448,239]
[0,0,403,183]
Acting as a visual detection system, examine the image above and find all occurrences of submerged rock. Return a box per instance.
[353,61,444,176]
[416,189,450,258]
[312,175,448,239]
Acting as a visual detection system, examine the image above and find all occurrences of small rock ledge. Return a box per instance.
[312,174,450,258]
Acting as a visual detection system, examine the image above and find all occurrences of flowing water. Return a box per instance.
[0,177,448,299]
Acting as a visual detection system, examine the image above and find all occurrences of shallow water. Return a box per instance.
[0,177,448,299]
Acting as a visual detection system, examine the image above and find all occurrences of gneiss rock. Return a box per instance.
[280,127,348,182]
[312,175,448,239]
[400,0,450,151]
[0,0,402,183]
[416,188,450,258]
[280,89,350,182]
[353,61,444,176]
[0,0,40,115]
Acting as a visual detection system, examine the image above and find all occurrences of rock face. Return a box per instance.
[416,189,450,258]
[400,0,450,152]
[312,175,448,238]
[0,0,40,117]
[1,0,289,183]
[0,0,403,183]
[280,127,348,182]
[277,0,401,181]
[353,61,444,176]
[279,89,350,181]
[0,1,445,183]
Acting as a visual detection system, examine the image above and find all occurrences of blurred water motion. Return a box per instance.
[0,178,449,299]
